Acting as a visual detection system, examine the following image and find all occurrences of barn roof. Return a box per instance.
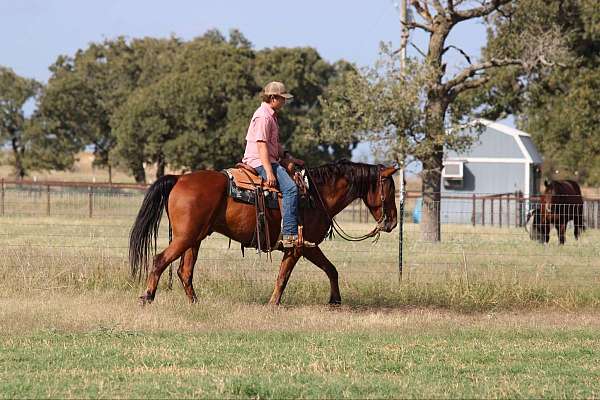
[445,119,543,164]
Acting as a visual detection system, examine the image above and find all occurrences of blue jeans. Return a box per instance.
[255,163,298,235]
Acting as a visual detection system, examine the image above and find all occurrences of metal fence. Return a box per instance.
[1,180,599,289]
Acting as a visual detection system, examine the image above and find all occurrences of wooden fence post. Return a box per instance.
[481,198,486,226]
[46,184,51,216]
[506,194,510,228]
[517,191,523,227]
[491,198,494,226]
[88,186,93,218]
[514,191,519,227]
[1,178,4,216]
[499,196,502,228]
[359,201,363,223]
[471,194,476,227]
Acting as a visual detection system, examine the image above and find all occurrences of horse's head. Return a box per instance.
[526,206,550,243]
[308,160,399,233]
[363,165,398,232]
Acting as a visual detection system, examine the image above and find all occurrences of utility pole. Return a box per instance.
[399,0,408,72]
[394,0,409,282]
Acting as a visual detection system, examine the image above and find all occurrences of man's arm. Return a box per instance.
[257,141,277,187]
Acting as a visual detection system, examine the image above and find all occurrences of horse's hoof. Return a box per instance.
[139,293,154,306]
[328,300,342,307]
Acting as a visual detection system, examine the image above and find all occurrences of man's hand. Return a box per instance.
[266,171,277,187]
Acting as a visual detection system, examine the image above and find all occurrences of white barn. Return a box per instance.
[440,119,543,224]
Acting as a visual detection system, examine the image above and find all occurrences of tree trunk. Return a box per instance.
[156,153,165,179]
[11,136,26,179]
[131,161,146,184]
[418,18,451,242]
[420,150,443,242]
[420,97,447,242]
[107,164,113,184]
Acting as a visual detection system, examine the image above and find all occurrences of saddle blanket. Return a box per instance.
[222,169,280,209]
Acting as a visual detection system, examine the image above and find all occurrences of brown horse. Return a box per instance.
[526,179,585,244]
[129,160,398,305]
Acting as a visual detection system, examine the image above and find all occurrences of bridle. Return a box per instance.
[306,167,390,242]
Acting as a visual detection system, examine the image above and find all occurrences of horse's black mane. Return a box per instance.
[308,159,380,198]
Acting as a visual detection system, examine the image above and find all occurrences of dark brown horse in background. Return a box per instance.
[526,179,585,244]
[129,161,398,305]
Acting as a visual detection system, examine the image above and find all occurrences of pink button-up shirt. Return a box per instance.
[242,102,280,168]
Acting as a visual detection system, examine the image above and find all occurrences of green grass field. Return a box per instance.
[3,325,600,398]
[2,202,600,397]
[2,290,600,398]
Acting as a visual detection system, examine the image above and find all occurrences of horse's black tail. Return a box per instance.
[129,174,179,281]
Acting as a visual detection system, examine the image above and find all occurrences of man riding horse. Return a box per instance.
[129,82,399,306]
[242,81,313,248]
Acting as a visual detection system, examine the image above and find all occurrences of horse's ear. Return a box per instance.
[381,166,399,177]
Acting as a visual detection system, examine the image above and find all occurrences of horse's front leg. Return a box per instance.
[268,250,301,305]
[302,246,341,305]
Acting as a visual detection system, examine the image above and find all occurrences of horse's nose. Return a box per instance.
[386,220,397,232]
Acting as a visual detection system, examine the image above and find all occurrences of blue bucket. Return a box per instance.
[412,197,422,223]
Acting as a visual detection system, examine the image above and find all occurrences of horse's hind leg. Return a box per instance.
[557,223,566,245]
[141,238,191,304]
[177,242,201,303]
[303,247,341,305]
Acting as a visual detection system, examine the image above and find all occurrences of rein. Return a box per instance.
[305,168,388,243]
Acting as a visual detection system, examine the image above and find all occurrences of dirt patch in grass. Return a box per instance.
[2,291,600,335]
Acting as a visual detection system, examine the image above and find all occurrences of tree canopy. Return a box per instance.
[469,0,600,185]
[0,67,41,178]
[35,36,181,182]
[319,0,568,241]
[15,29,353,183]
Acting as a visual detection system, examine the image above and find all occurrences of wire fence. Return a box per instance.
[1,180,600,289]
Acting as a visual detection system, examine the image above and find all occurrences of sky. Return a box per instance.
[0,0,490,163]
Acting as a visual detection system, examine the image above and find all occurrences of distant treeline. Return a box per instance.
[0,29,356,183]
[2,1,600,188]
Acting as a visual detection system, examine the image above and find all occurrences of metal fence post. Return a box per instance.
[398,168,405,283]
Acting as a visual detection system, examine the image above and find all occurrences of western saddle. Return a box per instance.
[222,161,310,254]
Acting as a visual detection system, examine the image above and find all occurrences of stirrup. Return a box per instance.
[280,235,316,248]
